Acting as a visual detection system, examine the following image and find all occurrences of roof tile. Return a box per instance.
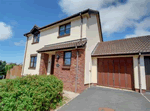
[92,35,150,56]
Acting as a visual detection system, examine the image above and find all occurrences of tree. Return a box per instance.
[0,61,6,75]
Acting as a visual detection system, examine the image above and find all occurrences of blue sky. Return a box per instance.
[0,0,150,64]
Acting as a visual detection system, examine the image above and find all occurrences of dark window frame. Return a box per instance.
[64,51,72,66]
[32,32,40,44]
[29,54,37,69]
[58,23,71,38]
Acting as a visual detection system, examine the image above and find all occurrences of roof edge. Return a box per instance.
[91,52,150,57]
[24,9,99,37]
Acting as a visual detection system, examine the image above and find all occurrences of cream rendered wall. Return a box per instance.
[23,17,87,75]
[133,55,139,89]
[84,15,100,84]
[140,55,146,90]
[133,55,146,90]
[91,57,97,83]
[47,55,52,75]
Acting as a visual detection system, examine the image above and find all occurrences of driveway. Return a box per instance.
[58,87,150,111]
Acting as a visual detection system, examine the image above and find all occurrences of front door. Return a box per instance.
[50,55,55,74]
[144,56,150,92]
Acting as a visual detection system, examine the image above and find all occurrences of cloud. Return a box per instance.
[0,22,13,41]
[14,40,25,46]
[59,0,150,36]
[125,17,150,38]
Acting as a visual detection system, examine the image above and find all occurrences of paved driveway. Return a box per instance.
[58,87,150,111]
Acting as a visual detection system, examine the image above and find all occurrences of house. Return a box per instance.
[22,9,150,93]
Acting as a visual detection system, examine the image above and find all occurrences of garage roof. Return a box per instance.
[37,38,87,53]
[92,35,150,56]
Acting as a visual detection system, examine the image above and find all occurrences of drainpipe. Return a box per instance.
[75,45,79,93]
[80,13,83,39]
[89,62,91,88]
[138,52,142,93]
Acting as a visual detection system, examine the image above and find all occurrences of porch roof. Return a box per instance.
[37,38,87,53]
[92,35,150,57]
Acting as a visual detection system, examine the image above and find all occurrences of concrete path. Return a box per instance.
[144,92,150,102]
[58,87,150,111]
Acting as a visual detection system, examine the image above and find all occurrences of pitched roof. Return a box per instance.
[37,38,87,53]
[92,35,150,56]
[24,9,99,36]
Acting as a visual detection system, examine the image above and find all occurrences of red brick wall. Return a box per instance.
[54,49,88,93]
[39,53,49,75]
[6,65,22,79]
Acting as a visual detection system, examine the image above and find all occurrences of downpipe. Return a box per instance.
[75,46,79,93]
[138,52,142,93]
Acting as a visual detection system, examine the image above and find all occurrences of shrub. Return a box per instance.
[5,64,16,74]
[0,75,63,111]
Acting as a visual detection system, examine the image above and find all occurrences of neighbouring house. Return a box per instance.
[22,9,150,93]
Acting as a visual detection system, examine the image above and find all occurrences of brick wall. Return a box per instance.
[6,65,22,79]
[39,53,49,75]
[54,49,88,93]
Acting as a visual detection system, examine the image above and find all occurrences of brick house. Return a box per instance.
[22,9,150,93]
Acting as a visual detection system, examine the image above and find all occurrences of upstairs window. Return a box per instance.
[59,23,71,37]
[29,54,37,69]
[64,51,72,66]
[33,32,40,44]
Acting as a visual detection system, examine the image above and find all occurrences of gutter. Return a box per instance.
[138,52,142,93]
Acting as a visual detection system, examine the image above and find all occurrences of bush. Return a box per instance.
[0,75,63,111]
[5,64,16,74]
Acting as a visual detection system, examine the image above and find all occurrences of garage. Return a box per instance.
[144,56,150,92]
[97,57,134,90]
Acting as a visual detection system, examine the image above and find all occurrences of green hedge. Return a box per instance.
[0,75,63,111]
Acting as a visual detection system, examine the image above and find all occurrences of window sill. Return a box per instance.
[32,42,39,45]
[28,67,36,69]
[58,34,70,38]
[62,66,70,70]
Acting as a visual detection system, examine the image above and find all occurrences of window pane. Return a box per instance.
[66,24,71,29]
[60,26,65,31]
[33,36,37,42]
[34,62,36,68]
[59,31,65,36]
[36,34,40,42]
[34,56,37,67]
[31,57,34,62]
[65,52,71,58]
[30,62,33,67]
[65,59,71,65]
[66,29,70,34]
[34,56,37,63]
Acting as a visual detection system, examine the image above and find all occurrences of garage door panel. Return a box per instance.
[119,58,126,89]
[126,58,134,89]
[97,57,134,90]
[108,59,114,87]
[98,59,103,85]
[103,59,109,86]
[114,59,120,88]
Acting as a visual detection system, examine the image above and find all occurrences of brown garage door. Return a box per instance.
[97,57,134,90]
[144,56,150,92]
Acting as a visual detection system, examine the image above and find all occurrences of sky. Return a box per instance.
[0,0,150,64]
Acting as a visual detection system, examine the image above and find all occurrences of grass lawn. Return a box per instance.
[0,79,6,85]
